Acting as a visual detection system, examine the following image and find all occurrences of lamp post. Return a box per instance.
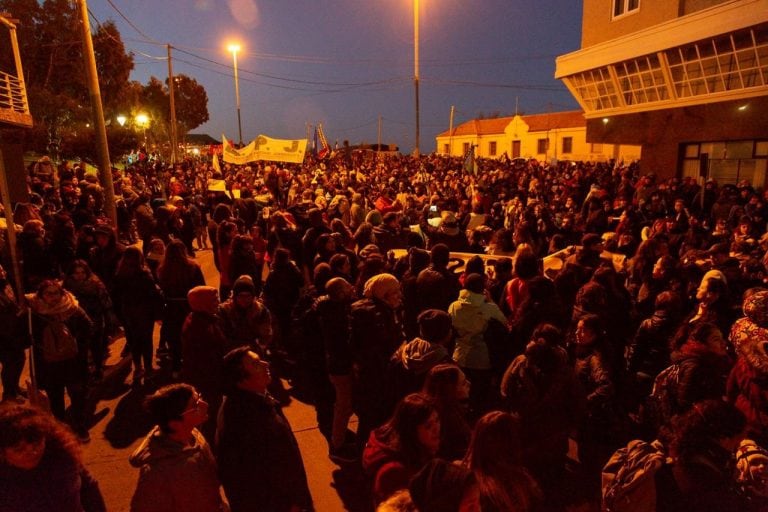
[228,43,243,148]
[116,115,126,127]
[413,0,420,157]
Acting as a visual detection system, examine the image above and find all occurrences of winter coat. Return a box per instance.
[0,446,105,512]
[111,269,162,333]
[362,430,424,506]
[216,388,312,512]
[314,295,353,376]
[385,338,452,411]
[416,266,461,313]
[129,427,224,512]
[218,298,273,354]
[626,309,678,379]
[350,297,404,391]
[181,311,227,397]
[449,289,508,370]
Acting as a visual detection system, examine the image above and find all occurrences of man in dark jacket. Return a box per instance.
[88,225,125,292]
[217,347,313,512]
[372,212,406,254]
[415,244,461,313]
[314,277,356,461]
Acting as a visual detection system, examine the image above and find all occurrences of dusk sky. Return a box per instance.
[89,0,584,153]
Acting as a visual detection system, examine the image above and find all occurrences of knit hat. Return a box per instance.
[736,439,768,498]
[363,273,400,301]
[187,286,218,313]
[409,459,475,512]
[417,309,453,343]
[231,275,256,296]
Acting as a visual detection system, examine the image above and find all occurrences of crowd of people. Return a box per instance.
[1,149,768,511]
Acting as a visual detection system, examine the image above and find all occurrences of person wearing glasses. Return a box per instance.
[129,383,226,512]
[0,404,106,512]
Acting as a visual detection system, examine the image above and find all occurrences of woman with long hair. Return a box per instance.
[362,393,441,506]
[26,279,93,441]
[112,247,163,386]
[422,364,472,461]
[462,411,542,512]
[63,260,113,380]
[157,240,205,376]
[0,405,106,511]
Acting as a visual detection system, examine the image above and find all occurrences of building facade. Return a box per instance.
[435,111,641,163]
[555,0,768,187]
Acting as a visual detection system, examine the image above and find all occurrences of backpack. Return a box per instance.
[39,320,79,363]
[602,439,672,512]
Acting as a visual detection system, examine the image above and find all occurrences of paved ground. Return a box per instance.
[7,248,364,512]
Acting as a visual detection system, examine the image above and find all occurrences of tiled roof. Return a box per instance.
[436,110,585,137]
[522,110,585,131]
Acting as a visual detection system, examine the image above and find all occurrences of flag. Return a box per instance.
[212,153,221,174]
[463,144,476,174]
[316,123,330,159]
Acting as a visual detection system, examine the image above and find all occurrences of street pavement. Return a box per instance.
[8,248,361,512]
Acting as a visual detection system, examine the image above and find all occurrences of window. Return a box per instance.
[443,143,450,154]
[613,0,639,18]
[562,137,573,154]
[489,141,497,156]
[537,138,548,155]
[463,142,470,154]
[591,143,603,153]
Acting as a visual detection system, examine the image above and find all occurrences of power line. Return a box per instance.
[104,0,161,45]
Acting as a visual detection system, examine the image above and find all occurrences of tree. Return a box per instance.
[0,0,135,159]
[138,73,209,147]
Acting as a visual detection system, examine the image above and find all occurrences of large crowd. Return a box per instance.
[1,149,768,512]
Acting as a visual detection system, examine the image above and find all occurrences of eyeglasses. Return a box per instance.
[181,394,206,415]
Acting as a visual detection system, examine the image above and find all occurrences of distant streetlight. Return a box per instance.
[227,43,243,147]
[413,0,420,157]
[116,115,126,127]
[136,113,149,148]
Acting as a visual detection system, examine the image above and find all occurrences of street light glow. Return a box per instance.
[227,43,241,54]
[116,115,126,127]
[136,113,149,126]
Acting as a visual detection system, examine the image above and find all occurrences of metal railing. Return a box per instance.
[0,69,29,114]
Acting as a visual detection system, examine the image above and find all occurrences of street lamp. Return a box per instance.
[116,115,126,127]
[228,43,243,148]
[413,0,420,157]
[135,113,149,148]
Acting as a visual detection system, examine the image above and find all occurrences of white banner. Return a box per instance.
[222,134,307,164]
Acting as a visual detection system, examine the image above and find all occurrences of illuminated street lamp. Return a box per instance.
[227,43,243,147]
[135,113,149,148]
[116,115,127,127]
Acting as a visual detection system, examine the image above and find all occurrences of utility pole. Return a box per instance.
[75,0,117,229]
[413,0,420,157]
[167,44,179,165]
[377,115,382,150]
[448,105,455,156]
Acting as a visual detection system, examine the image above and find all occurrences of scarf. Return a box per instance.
[25,290,80,319]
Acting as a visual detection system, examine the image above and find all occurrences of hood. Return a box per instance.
[129,426,207,468]
[456,289,485,305]
[743,290,768,327]
[362,429,400,477]
[395,338,449,374]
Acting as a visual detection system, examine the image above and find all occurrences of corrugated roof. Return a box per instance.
[436,110,585,137]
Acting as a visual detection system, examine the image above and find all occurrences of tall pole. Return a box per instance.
[167,44,179,165]
[229,45,243,148]
[377,115,382,150]
[75,0,117,229]
[448,105,455,156]
[413,0,420,157]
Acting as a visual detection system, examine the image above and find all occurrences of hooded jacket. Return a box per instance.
[449,289,507,369]
[129,427,224,512]
[385,338,452,411]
